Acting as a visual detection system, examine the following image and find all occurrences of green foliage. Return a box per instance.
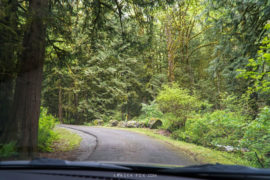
[112,111,123,121]
[241,106,270,168]
[237,23,270,95]
[135,101,163,125]
[38,107,58,152]
[219,92,251,116]
[205,0,270,94]
[141,101,163,119]
[0,141,17,159]
[92,119,104,126]
[156,84,204,126]
[181,110,247,147]
[161,113,183,132]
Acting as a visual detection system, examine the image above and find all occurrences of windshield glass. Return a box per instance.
[0,0,269,170]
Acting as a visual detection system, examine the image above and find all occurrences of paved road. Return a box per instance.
[60,124,197,166]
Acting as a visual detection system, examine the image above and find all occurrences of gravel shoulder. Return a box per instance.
[59,126,97,161]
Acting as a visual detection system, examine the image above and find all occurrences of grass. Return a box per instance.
[105,127,255,167]
[51,127,82,152]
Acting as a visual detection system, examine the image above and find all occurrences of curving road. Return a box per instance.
[59,124,197,166]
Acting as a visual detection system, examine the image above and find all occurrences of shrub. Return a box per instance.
[161,113,182,132]
[181,110,247,147]
[219,92,251,117]
[0,141,17,159]
[241,106,270,168]
[156,84,204,126]
[141,101,163,118]
[93,119,104,126]
[38,107,58,152]
[136,101,163,124]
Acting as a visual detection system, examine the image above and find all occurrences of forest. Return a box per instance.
[0,0,269,167]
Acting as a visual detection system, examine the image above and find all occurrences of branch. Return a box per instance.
[100,2,117,13]
[189,26,212,41]
[187,41,217,60]
[255,151,264,168]
[18,3,27,12]
[114,0,124,37]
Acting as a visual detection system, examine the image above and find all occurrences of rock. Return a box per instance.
[138,121,147,128]
[215,144,248,152]
[109,120,118,127]
[149,118,162,129]
[118,121,127,128]
[93,119,104,126]
[126,120,139,128]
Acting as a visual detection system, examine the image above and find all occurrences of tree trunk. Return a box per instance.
[165,18,175,82]
[7,0,48,158]
[58,86,63,123]
[249,91,259,119]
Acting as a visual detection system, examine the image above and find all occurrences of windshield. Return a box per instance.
[0,0,269,170]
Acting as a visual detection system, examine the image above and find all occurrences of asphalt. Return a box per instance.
[59,124,197,166]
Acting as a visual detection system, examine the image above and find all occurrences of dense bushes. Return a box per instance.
[161,113,181,132]
[241,106,270,167]
[150,84,270,167]
[0,141,17,159]
[136,101,163,124]
[166,105,269,167]
[38,107,58,152]
[156,84,206,127]
[181,111,247,147]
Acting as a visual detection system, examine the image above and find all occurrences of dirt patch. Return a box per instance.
[37,141,80,161]
[38,150,78,161]
[154,129,171,137]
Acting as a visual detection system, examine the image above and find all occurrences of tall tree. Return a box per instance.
[5,0,49,157]
[204,0,270,117]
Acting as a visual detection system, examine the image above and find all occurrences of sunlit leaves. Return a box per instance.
[237,24,270,94]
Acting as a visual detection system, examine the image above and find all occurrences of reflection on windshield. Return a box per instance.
[0,0,269,169]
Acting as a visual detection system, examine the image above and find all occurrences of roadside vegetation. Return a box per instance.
[132,101,269,168]
[38,108,82,153]
[38,107,59,152]
[52,128,82,152]
[0,108,81,160]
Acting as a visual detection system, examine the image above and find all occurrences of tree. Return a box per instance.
[3,0,49,157]
[204,0,270,117]
[238,24,270,95]
[162,1,216,86]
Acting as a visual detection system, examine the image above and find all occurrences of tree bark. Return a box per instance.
[165,17,175,82]
[58,86,63,123]
[7,0,48,158]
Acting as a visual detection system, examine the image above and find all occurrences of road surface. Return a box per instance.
[59,124,197,166]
